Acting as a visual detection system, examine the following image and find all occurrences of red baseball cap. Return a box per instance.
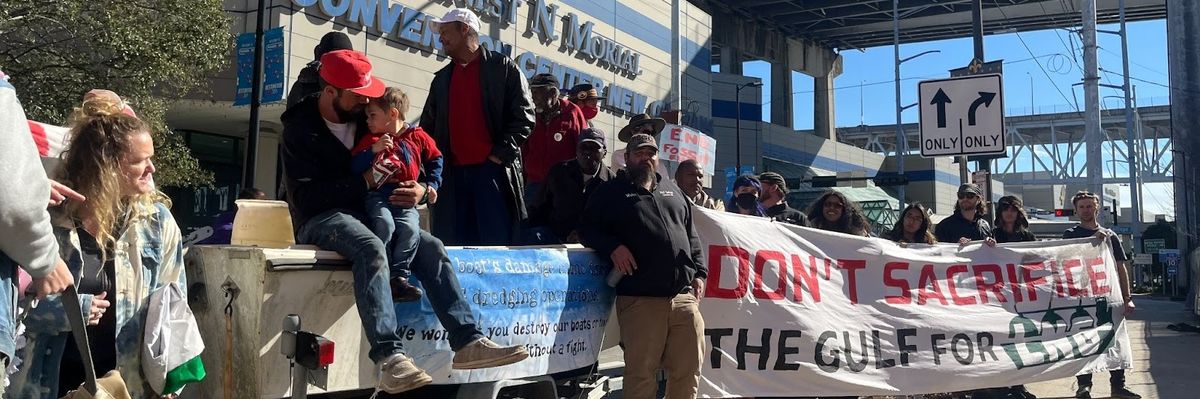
[319,49,386,98]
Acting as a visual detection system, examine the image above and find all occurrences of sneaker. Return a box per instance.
[376,353,432,394]
[451,337,529,369]
[1110,386,1142,399]
[1075,385,1091,399]
[391,277,423,303]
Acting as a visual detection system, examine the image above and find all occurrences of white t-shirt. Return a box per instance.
[324,119,356,150]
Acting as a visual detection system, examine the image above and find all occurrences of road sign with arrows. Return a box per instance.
[918,74,1006,157]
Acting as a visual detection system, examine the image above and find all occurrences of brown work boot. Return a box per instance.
[451,337,529,369]
[390,277,423,303]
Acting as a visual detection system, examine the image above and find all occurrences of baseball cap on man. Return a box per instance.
[567,84,605,101]
[529,73,559,88]
[626,133,658,151]
[579,127,607,148]
[319,50,386,98]
[430,8,482,34]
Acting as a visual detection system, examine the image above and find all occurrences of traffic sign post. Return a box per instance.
[918,74,1006,157]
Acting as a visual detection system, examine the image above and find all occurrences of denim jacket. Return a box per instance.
[8,200,187,399]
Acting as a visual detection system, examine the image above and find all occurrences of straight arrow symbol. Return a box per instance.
[930,88,951,128]
[968,91,996,126]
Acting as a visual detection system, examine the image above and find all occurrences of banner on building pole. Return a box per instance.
[692,208,1133,397]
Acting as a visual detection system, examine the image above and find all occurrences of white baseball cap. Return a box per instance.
[430,8,481,34]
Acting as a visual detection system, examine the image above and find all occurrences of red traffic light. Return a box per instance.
[1055,209,1075,217]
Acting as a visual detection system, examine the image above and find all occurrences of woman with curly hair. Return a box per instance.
[886,202,936,245]
[10,94,188,399]
[806,190,872,237]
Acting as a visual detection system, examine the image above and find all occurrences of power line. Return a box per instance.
[992,0,1080,112]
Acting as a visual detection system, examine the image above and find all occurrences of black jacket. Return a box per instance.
[279,95,371,228]
[934,211,993,243]
[420,49,535,242]
[286,61,320,109]
[531,160,614,242]
[992,227,1036,243]
[579,170,706,297]
[765,203,808,227]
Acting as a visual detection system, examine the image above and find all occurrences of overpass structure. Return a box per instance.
[835,104,1174,192]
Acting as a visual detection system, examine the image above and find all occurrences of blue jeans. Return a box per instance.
[0,254,14,368]
[365,191,420,279]
[297,210,483,362]
[452,162,512,246]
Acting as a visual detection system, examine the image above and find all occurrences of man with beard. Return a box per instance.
[1063,191,1140,399]
[420,8,535,246]
[522,73,588,203]
[579,133,706,399]
[934,183,993,244]
[529,128,613,243]
[566,83,604,126]
[673,159,723,210]
[758,171,808,226]
[281,49,528,394]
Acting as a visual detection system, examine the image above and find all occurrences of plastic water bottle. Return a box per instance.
[606,267,624,288]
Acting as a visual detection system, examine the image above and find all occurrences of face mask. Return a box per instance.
[735,193,758,210]
[581,105,599,119]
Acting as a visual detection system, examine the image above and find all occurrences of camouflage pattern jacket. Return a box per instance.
[9,200,186,399]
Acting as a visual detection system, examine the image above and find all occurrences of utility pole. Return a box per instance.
[969,0,993,211]
[894,0,905,207]
[1119,0,1143,255]
[1082,0,1105,205]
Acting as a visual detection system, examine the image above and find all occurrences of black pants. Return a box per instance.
[1078,369,1126,387]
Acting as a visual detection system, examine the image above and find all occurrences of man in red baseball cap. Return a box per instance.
[281,49,528,395]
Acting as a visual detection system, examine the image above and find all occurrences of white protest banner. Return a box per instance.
[659,124,717,176]
[693,208,1133,397]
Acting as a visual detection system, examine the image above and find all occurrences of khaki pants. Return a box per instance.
[616,293,705,399]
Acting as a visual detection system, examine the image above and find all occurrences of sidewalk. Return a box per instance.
[1025,296,1200,399]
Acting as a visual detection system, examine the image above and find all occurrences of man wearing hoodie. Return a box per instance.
[286,32,354,109]
[0,69,76,393]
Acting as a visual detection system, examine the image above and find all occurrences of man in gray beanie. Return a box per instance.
[758,171,808,226]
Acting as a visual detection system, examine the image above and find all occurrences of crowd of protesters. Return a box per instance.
[0,7,1141,399]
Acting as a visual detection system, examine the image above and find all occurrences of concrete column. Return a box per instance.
[720,45,743,74]
[813,73,836,140]
[770,60,793,129]
[1167,0,1200,308]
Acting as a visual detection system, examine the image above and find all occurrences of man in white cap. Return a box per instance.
[421,8,535,246]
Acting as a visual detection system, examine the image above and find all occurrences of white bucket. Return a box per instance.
[230,199,295,248]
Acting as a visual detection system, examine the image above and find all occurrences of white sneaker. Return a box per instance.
[451,337,530,369]
[376,353,433,394]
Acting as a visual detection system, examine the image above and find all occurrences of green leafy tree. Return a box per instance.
[0,0,232,188]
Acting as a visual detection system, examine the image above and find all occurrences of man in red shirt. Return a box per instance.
[420,8,535,246]
[522,73,588,204]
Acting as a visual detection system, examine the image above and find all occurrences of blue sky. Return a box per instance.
[729,20,1174,217]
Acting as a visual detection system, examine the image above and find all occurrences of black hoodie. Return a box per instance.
[579,170,705,297]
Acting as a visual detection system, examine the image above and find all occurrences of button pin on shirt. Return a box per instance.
[553,132,564,142]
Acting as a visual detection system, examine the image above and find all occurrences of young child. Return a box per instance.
[351,86,443,302]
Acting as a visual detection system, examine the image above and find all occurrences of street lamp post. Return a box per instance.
[735,81,763,173]
[893,0,940,208]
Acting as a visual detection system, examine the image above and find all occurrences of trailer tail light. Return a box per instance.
[296,331,335,369]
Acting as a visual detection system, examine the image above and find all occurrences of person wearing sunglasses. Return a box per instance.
[934,183,993,244]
